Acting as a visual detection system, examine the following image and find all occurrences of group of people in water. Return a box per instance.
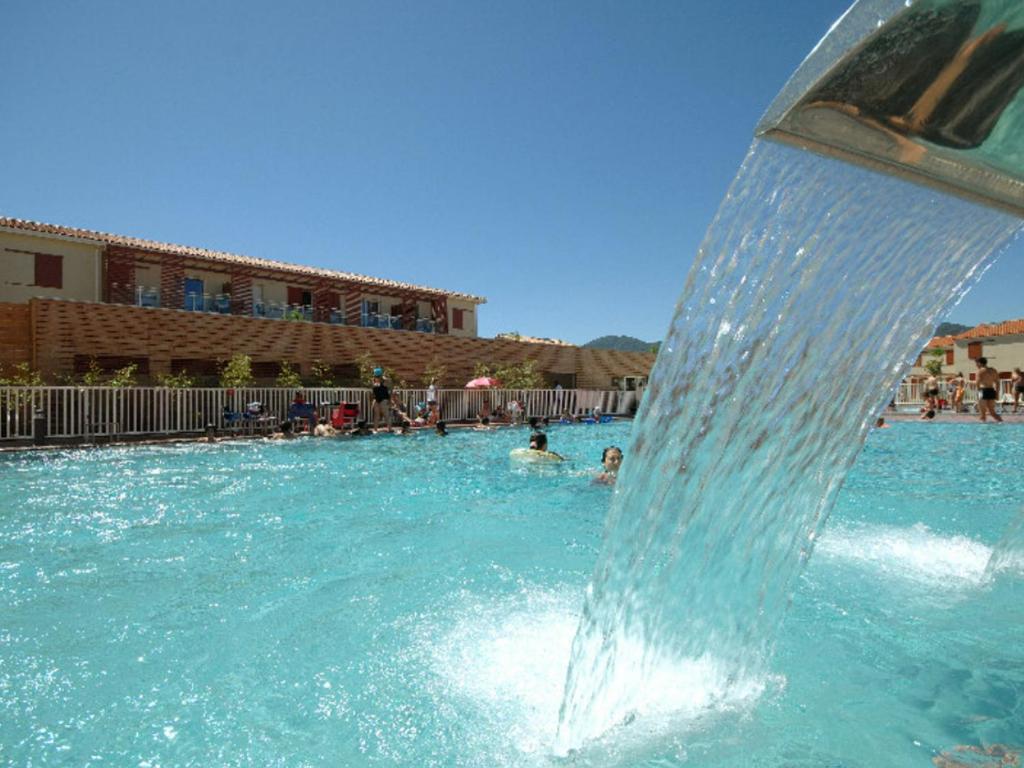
[206,370,626,483]
[917,359,1023,423]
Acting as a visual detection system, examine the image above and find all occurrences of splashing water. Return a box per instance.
[555,139,1023,752]
[986,509,1024,578]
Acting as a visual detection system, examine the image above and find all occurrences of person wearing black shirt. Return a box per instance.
[371,375,392,431]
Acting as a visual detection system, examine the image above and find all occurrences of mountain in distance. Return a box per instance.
[934,322,971,337]
[583,335,660,353]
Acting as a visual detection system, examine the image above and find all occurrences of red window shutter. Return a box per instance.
[945,349,953,365]
[287,286,304,305]
[452,308,464,330]
[35,253,63,289]
[967,342,982,360]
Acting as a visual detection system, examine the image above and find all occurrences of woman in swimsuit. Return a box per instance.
[371,376,392,431]
[952,373,966,413]
[1012,367,1023,414]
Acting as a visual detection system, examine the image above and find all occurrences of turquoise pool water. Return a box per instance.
[1,422,1022,766]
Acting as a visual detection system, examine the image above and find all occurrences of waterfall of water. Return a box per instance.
[555,139,1022,752]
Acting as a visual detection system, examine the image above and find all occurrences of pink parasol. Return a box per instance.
[465,376,501,389]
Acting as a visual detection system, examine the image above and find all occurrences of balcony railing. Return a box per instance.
[127,291,443,333]
[136,286,160,308]
[185,292,232,314]
[360,313,439,333]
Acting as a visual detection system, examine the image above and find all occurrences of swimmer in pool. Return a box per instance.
[594,446,623,484]
[529,431,564,460]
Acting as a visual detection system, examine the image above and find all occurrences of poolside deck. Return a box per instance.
[885,410,1024,424]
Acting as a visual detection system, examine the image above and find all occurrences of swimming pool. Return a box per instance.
[0,422,1021,766]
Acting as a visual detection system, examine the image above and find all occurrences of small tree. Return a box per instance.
[355,352,405,388]
[156,370,195,388]
[107,363,138,388]
[0,362,43,387]
[0,364,44,411]
[309,359,336,388]
[275,362,303,389]
[422,358,447,387]
[80,358,104,386]
[470,360,542,389]
[494,360,543,389]
[220,353,254,389]
[924,349,945,377]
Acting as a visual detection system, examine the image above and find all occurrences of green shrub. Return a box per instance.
[156,370,195,388]
[220,353,254,389]
[108,363,138,388]
[0,362,43,387]
[80,359,104,386]
[275,362,303,389]
[310,359,335,388]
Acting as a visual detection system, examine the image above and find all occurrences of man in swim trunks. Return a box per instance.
[975,357,1003,423]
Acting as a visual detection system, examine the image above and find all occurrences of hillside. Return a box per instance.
[583,335,659,353]
[934,322,971,337]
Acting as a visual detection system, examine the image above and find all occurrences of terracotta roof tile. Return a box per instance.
[954,319,1024,340]
[0,216,486,304]
[924,335,954,349]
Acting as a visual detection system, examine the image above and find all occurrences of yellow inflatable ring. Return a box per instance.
[510,447,564,462]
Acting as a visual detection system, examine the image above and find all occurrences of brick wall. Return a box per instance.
[0,304,32,371]
[21,299,655,386]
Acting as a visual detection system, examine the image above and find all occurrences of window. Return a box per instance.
[452,308,464,330]
[34,253,63,289]
[967,342,983,360]
[945,349,954,365]
[287,287,312,306]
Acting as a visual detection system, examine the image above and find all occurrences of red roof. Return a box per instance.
[954,319,1024,341]
[0,216,486,303]
[924,335,954,349]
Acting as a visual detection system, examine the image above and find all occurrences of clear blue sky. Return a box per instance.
[1,1,1020,343]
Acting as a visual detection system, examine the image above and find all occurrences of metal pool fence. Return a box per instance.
[0,387,639,443]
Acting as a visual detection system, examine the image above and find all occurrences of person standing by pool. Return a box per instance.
[975,357,1004,423]
[426,379,439,412]
[924,373,940,411]
[1012,367,1023,414]
[952,372,966,413]
[372,374,392,431]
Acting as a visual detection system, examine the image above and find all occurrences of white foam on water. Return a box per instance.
[420,585,772,762]
[816,522,993,588]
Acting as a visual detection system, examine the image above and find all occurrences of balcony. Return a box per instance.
[253,302,313,321]
[360,313,439,333]
[128,290,443,333]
